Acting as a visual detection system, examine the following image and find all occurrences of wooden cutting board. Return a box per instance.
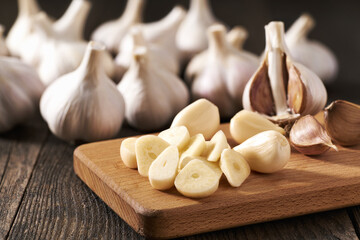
[73,123,360,239]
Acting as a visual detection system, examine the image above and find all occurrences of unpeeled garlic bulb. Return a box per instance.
[0,57,44,132]
[118,46,189,131]
[92,0,144,54]
[226,26,248,50]
[243,21,327,124]
[186,24,259,118]
[286,14,338,83]
[40,42,125,142]
[176,0,218,62]
[0,26,9,56]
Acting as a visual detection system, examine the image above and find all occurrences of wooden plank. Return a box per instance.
[0,120,48,239]
[74,123,360,239]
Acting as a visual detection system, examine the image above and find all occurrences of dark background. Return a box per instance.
[0,0,359,103]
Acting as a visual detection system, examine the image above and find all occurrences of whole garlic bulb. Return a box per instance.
[186,24,259,118]
[176,0,219,62]
[0,57,44,132]
[226,26,248,50]
[0,25,9,56]
[285,14,338,83]
[91,0,145,54]
[118,46,189,131]
[40,42,125,142]
[243,21,327,124]
[6,0,41,56]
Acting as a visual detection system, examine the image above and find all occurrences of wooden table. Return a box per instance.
[1,87,360,240]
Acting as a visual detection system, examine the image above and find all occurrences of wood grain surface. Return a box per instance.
[74,123,360,239]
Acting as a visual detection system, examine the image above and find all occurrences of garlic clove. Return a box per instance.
[242,21,327,124]
[220,149,250,187]
[290,115,337,155]
[0,25,9,56]
[230,110,285,144]
[40,41,125,142]
[176,0,218,62]
[118,46,189,131]
[201,130,230,162]
[226,26,248,50]
[180,134,206,162]
[158,126,190,151]
[285,14,338,83]
[91,0,145,54]
[324,100,360,146]
[178,156,222,180]
[120,137,138,169]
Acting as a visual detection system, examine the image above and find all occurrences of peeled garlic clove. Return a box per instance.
[220,149,250,187]
[243,21,327,124]
[176,0,218,62]
[118,46,189,131]
[40,41,125,142]
[91,0,144,54]
[230,110,285,144]
[290,115,337,155]
[0,57,44,132]
[180,134,206,162]
[226,26,248,50]
[286,14,338,83]
[234,130,290,173]
[158,126,190,151]
[187,24,259,118]
[0,26,9,56]
[171,98,220,140]
[324,100,360,146]
[202,130,229,162]
[120,137,138,169]
[178,156,222,179]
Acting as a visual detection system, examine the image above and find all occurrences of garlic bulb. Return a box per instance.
[186,24,259,118]
[0,57,44,132]
[243,21,327,124]
[40,42,125,142]
[6,0,41,56]
[176,0,218,62]
[286,14,338,83]
[118,46,189,131]
[226,26,248,50]
[0,26,9,56]
[121,6,186,62]
[91,0,144,54]
[115,26,179,80]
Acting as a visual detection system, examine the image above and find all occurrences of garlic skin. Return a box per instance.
[6,0,41,56]
[243,21,327,123]
[118,46,189,131]
[187,24,259,118]
[286,14,338,83]
[91,0,144,54]
[40,42,125,142]
[324,100,360,146]
[290,115,337,155]
[0,26,9,56]
[0,57,44,132]
[176,0,218,62]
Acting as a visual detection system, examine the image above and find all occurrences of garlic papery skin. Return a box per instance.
[242,21,327,124]
[0,26,9,56]
[176,0,218,62]
[118,46,189,131]
[285,14,338,83]
[290,115,337,155]
[324,100,360,146]
[234,130,290,173]
[40,41,125,142]
[91,0,144,54]
[0,57,44,132]
[187,24,259,118]
[6,0,41,56]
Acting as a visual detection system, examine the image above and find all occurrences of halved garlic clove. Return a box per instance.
[180,134,206,162]
[201,130,229,162]
[324,100,360,146]
[158,126,190,151]
[178,156,222,179]
[120,137,138,169]
[242,21,327,124]
[220,149,250,187]
[290,115,337,155]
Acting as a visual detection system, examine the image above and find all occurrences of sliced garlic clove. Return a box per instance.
[180,134,206,162]
[202,130,229,162]
[290,115,337,155]
[158,126,190,151]
[120,137,138,169]
[324,100,360,146]
[178,156,222,179]
[220,149,250,187]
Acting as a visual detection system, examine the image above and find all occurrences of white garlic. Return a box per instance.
[0,57,44,132]
[6,0,41,56]
[243,21,327,123]
[118,46,189,131]
[40,41,125,142]
[186,24,259,118]
[0,25,9,56]
[176,0,218,62]
[226,26,248,50]
[286,14,338,83]
[91,0,144,54]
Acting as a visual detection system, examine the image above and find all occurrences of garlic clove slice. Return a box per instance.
[324,100,360,146]
[220,149,250,187]
[158,126,190,151]
[120,137,138,169]
[290,115,337,155]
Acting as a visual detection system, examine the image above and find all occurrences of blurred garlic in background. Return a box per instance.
[186,24,259,118]
[226,26,248,50]
[118,46,189,131]
[40,42,125,142]
[285,13,338,83]
[0,25,9,56]
[91,0,145,54]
